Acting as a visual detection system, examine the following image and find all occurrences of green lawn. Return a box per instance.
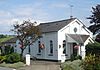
[0,36,13,44]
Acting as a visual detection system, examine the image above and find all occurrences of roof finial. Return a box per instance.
[70,5,73,19]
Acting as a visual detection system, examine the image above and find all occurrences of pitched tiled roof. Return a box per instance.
[39,18,76,33]
[68,34,89,43]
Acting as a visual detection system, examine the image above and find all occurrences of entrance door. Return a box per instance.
[73,43,78,57]
[67,43,78,59]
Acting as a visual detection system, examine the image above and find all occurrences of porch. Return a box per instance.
[61,34,89,61]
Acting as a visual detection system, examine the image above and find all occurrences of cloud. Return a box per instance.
[11,7,33,17]
[0,1,70,34]
[50,3,69,8]
[0,10,14,34]
[0,10,13,19]
[11,3,51,22]
[0,1,72,35]
[0,19,13,34]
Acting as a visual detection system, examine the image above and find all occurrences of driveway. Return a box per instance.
[17,60,61,70]
[0,67,14,70]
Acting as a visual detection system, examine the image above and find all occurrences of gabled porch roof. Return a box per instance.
[67,34,89,43]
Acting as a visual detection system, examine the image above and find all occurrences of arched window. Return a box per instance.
[63,40,66,54]
[38,41,41,53]
[50,40,53,54]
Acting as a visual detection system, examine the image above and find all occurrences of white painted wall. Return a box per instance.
[57,19,93,60]
[43,32,58,60]
[16,32,58,60]
[30,32,58,60]
[15,19,93,61]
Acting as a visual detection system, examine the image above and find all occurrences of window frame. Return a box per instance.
[38,41,41,53]
[49,40,53,55]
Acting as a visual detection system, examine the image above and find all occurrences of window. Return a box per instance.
[63,40,66,54]
[38,41,41,53]
[50,40,53,54]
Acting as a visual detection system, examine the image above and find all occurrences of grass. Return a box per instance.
[61,60,84,70]
[0,62,25,69]
[0,36,13,44]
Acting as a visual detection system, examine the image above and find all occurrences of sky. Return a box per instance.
[0,0,100,35]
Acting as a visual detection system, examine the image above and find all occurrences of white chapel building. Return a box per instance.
[15,18,93,62]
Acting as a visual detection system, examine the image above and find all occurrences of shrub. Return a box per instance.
[82,54,100,70]
[70,54,75,61]
[61,60,83,70]
[0,56,6,63]
[5,53,20,63]
[4,46,14,55]
[75,55,82,60]
[86,42,100,55]
[70,54,82,61]
[84,42,100,70]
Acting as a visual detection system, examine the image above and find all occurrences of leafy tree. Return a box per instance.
[88,4,100,35]
[95,33,100,43]
[12,20,41,59]
[0,34,6,38]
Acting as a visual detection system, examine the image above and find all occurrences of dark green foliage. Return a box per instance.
[70,54,75,61]
[88,4,100,35]
[4,46,14,55]
[88,4,100,24]
[83,42,100,70]
[86,42,100,55]
[0,34,7,38]
[75,55,82,60]
[70,54,82,61]
[5,53,20,63]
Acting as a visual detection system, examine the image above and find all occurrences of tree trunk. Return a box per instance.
[20,48,24,61]
[28,45,31,54]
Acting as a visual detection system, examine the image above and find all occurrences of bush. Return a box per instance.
[70,54,82,61]
[0,56,6,63]
[75,55,82,60]
[4,46,14,55]
[85,42,100,70]
[86,42,100,55]
[5,53,20,63]
[70,54,75,61]
[82,54,100,70]
[61,60,83,70]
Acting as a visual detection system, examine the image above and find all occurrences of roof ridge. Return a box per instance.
[40,18,76,25]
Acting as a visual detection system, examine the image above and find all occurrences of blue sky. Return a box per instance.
[0,0,100,34]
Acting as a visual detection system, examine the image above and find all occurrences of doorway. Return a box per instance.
[73,43,78,57]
